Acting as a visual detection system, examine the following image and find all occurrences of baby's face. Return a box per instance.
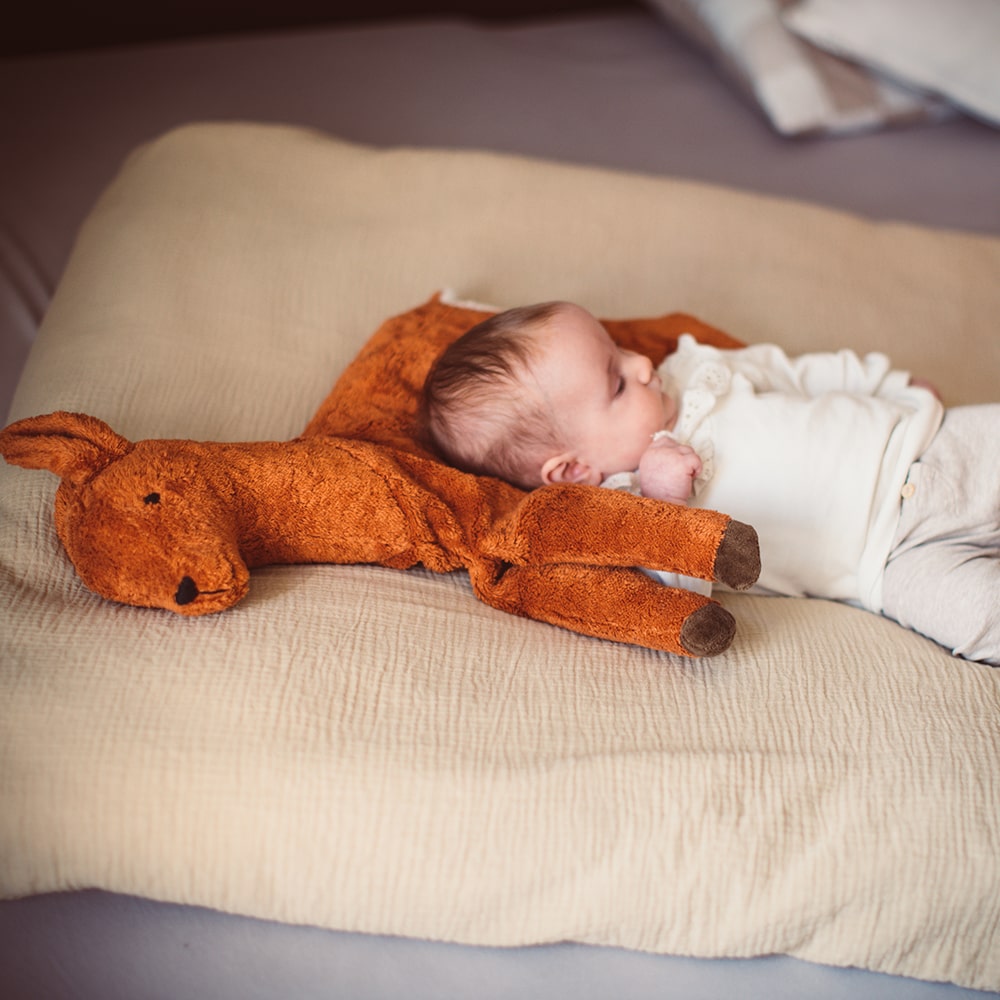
[529,305,676,484]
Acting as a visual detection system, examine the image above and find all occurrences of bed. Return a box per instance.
[2,4,999,999]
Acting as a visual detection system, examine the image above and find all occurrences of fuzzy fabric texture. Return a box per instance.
[0,295,758,656]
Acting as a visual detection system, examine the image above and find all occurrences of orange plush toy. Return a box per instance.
[0,296,759,657]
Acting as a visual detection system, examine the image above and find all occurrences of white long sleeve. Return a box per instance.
[659,336,943,609]
[718,342,908,398]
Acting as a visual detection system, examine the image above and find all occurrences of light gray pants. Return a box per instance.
[881,405,1000,666]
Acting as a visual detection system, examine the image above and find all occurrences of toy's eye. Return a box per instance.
[144,492,161,505]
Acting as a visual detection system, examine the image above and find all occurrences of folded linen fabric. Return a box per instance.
[784,0,1000,128]
[645,0,953,134]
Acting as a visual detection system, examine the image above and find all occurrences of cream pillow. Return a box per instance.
[2,124,999,992]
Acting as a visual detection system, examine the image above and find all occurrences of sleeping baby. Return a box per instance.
[421,301,999,666]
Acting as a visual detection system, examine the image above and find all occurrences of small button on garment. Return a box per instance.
[901,482,916,499]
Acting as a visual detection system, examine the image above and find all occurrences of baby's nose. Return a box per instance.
[635,353,654,383]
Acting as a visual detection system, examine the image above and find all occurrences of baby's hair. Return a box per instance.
[421,302,569,488]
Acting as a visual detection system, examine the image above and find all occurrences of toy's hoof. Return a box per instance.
[679,602,736,657]
[713,519,760,591]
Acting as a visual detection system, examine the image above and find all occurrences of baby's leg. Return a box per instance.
[881,405,1000,666]
[882,537,1000,665]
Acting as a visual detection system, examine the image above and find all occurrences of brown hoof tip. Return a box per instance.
[714,519,761,591]
[680,603,736,657]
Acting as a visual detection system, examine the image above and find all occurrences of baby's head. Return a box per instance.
[422,301,674,489]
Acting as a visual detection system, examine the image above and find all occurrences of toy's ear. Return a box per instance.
[0,411,132,486]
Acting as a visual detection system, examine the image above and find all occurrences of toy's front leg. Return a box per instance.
[471,561,735,657]
[484,485,760,590]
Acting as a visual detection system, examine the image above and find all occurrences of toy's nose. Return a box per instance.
[175,576,198,605]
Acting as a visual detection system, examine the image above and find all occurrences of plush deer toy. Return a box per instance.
[0,296,760,657]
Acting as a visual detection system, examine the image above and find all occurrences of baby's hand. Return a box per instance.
[908,376,942,401]
[638,436,702,504]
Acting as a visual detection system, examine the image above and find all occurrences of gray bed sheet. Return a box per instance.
[3,890,996,1000]
[1,11,999,999]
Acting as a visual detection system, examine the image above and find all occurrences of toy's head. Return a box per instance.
[0,411,248,614]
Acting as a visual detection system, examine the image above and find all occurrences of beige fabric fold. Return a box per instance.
[2,123,998,990]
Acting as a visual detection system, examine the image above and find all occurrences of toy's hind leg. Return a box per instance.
[472,562,735,657]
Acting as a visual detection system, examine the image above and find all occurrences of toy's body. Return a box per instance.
[0,297,760,657]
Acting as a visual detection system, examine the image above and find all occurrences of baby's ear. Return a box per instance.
[540,453,596,486]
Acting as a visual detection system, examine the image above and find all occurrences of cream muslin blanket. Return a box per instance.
[1,124,998,991]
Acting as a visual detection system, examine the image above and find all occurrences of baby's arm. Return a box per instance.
[726,341,904,398]
[638,435,702,504]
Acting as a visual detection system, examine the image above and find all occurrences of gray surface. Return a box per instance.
[1,11,999,998]
[1,890,996,1000]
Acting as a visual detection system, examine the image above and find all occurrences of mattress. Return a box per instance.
[2,10,999,1000]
